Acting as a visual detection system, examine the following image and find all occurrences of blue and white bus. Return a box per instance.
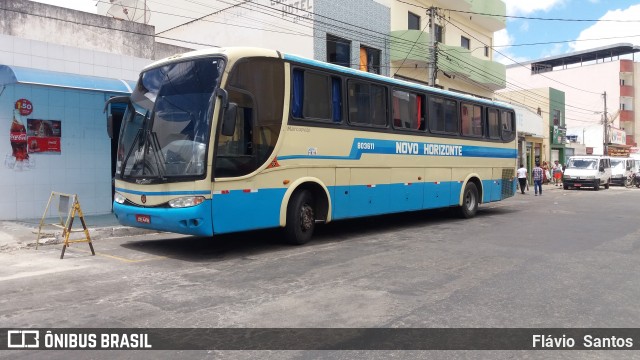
[106,47,517,244]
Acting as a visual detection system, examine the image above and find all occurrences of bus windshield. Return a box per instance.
[116,57,225,182]
[567,158,597,169]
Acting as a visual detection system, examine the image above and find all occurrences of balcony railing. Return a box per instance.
[437,43,506,90]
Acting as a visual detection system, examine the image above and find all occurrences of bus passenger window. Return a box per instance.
[392,90,424,130]
[501,111,515,141]
[461,103,483,137]
[429,97,457,134]
[428,97,445,132]
[348,81,387,127]
[444,99,458,134]
[291,69,341,123]
[487,108,500,139]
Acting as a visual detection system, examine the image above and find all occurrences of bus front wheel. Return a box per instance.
[284,190,315,245]
[457,182,479,219]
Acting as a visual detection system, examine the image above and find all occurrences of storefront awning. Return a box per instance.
[0,65,135,94]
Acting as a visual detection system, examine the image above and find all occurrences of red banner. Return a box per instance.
[26,119,61,153]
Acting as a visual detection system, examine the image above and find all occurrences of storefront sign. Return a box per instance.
[27,119,62,153]
[608,127,626,145]
[15,99,33,116]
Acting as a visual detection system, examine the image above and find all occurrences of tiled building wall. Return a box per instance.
[0,34,152,82]
[0,83,118,219]
[313,0,390,76]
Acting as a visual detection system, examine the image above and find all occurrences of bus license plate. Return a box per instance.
[136,214,151,224]
[574,184,581,187]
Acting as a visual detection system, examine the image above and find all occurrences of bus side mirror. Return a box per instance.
[107,114,114,139]
[104,96,131,138]
[221,103,237,137]
[599,165,604,172]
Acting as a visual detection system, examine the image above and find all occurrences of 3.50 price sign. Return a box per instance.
[15,98,33,116]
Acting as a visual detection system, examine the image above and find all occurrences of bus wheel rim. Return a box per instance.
[300,204,314,231]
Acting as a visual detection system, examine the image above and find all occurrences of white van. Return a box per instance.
[610,157,634,186]
[562,156,611,190]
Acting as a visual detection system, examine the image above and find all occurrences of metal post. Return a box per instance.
[603,91,608,155]
[427,7,436,86]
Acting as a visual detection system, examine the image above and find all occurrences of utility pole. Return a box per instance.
[427,6,437,87]
[603,91,608,156]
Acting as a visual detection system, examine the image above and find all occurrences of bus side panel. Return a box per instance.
[349,168,391,217]
[388,168,424,212]
[332,168,351,220]
[423,168,452,209]
[490,168,504,201]
[211,188,286,234]
[482,179,494,203]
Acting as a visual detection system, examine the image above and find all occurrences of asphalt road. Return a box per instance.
[2,186,640,359]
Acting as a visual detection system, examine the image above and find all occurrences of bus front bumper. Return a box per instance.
[113,200,213,237]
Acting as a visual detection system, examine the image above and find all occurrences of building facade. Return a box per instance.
[0,0,190,219]
[99,0,392,76]
[504,43,640,157]
[388,0,507,98]
[497,87,566,164]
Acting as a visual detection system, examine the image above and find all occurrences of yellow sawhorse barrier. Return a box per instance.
[36,192,96,259]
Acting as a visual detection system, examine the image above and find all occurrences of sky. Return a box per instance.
[495,0,640,64]
[30,0,640,65]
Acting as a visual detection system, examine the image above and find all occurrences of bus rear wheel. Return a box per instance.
[284,190,315,245]
[457,182,479,219]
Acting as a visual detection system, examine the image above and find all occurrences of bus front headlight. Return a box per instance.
[169,196,205,208]
[114,192,126,204]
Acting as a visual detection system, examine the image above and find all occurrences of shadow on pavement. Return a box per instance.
[119,205,515,262]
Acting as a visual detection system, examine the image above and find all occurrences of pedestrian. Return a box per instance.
[533,162,544,196]
[517,163,528,194]
[553,160,563,186]
[542,161,550,184]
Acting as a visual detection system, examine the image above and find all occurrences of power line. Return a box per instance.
[440,14,603,96]
[395,0,640,22]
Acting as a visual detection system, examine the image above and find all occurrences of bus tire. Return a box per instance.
[284,190,315,245]
[594,180,600,191]
[457,182,479,219]
[604,179,610,189]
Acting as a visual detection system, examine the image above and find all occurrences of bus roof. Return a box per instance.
[143,47,513,110]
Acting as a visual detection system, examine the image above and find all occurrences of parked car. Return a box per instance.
[562,156,611,190]
[610,157,634,186]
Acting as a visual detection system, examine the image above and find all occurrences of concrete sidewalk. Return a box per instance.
[0,213,159,252]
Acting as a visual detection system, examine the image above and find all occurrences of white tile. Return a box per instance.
[31,56,48,70]
[133,58,152,72]
[49,58,66,72]
[108,53,123,69]
[0,35,14,53]
[16,201,34,219]
[63,45,80,62]
[13,38,31,55]
[94,50,109,67]
[78,62,94,76]
[0,51,14,66]
[14,53,32,67]
[107,66,122,79]
[94,65,110,78]
[78,48,93,64]
[47,43,65,60]
[123,70,139,82]
[31,40,48,57]
[64,61,80,74]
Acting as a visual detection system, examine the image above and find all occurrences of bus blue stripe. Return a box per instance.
[278,138,517,161]
[114,179,516,235]
[115,188,211,196]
